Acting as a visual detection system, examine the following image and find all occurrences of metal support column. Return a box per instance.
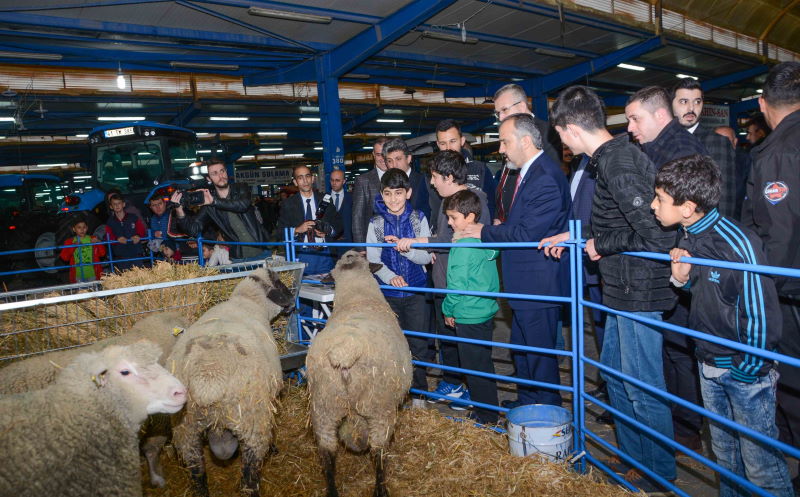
[316,55,345,191]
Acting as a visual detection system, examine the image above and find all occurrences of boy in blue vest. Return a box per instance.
[368,168,433,406]
[651,154,792,497]
[105,193,147,271]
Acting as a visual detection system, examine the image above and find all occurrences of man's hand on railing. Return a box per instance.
[538,232,569,259]
[585,238,602,261]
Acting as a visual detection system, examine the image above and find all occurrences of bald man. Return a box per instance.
[329,169,352,252]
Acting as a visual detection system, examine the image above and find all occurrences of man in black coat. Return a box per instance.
[171,161,269,261]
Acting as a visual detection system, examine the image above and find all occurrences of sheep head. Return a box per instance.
[246,268,295,314]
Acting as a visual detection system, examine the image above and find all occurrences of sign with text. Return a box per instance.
[701,104,730,127]
[234,168,293,185]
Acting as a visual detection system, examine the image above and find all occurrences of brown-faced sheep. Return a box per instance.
[0,341,187,497]
[306,250,413,497]
[167,268,294,497]
[0,311,191,487]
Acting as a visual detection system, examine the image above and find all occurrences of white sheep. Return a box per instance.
[168,267,295,497]
[0,311,191,488]
[0,341,187,497]
[306,250,413,497]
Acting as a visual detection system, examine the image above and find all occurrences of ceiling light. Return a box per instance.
[344,73,370,79]
[75,134,88,138]
[197,149,212,153]
[676,74,699,80]
[363,146,373,150]
[247,6,332,23]
[97,116,145,121]
[238,155,255,160]
[313,146,323,150]
[388,131,412,135]
[0,50,62,60]
[209,116,248,121]
[196,132,212,136]
[260,166,276,169]
[757,89,763,93]
[422,30,478,44]
[36,163,68,167]
[284,153,304,157]
[116,62,126,90]
[258,131,287,136]
[74,175,92,179]
[377,118,404,123]
[534,47,576,58]
[426,80,467,87]
[170,61,239,71]
[299,117,321,122]
[0,117,15,122]
[617,63,645,71]
[259,147,283,152]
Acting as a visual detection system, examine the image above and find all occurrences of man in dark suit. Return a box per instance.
[460,113,571,407]
[329,168,352,254]
[492,83,562,224]
[352,136,389,245]
[275,165,342,275]
[382,137,431,222]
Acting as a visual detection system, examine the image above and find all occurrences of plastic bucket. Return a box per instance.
[507,404,573,461]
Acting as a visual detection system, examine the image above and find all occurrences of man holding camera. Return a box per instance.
[276,165,342,275]
[170,161,269,261]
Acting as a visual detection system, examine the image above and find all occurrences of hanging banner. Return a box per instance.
[234,168,293,185]
[701,104,730,127]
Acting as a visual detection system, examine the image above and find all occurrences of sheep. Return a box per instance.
[0,311,191,488]
[0,341,187,497]
[167,267,295,497]
[306,250,413,497]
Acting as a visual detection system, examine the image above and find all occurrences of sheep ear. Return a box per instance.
[368,263,383,274]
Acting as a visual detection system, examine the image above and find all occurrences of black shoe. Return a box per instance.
[595,410,614,425]
[501,399,523,410]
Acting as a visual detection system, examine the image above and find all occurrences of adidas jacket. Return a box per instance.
[675,209,782,382]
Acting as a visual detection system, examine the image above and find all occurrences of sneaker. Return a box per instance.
[427,381,463,403]
[448,388,472,411]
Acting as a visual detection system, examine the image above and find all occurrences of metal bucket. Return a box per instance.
[507,404,573,461]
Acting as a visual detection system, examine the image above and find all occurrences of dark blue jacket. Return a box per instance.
[570,155,600,285]
[330,190,352,244]
[482,152,571,310]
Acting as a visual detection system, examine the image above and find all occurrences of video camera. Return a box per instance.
[164,181,208,209]
[296,193,333,241]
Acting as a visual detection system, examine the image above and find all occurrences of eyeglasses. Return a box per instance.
[493,100,524,120]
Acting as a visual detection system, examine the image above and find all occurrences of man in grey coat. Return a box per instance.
[351,136,389,245]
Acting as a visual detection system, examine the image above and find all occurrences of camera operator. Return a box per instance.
[276,165,342,275]
[170,160,269,261]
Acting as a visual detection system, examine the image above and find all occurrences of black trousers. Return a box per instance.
[387,294,433,392]
[432,294,463,386]
[663,294,703,439]
[455,318,499,423]
[777,296,800,447]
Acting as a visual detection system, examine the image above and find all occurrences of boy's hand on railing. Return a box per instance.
[585,239,602,261]
[131,235,141,244]
[90,236,99,243]
[539,232,569,258]
[669,248,692,284]
[117,236,127,245]
[389,275,408,287]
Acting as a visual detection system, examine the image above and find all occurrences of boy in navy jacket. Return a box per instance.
[651,154,792,497]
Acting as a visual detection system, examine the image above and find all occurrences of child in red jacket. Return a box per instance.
[59,215,105,283]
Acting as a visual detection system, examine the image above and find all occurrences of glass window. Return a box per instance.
[0,186,22,213]
[167,137,198,179]
[27,180,65,212]
[95,140,164,193]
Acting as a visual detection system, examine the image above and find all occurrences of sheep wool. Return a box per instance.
[306,250,412,497]
[0,341,187,497]
[168,267,295,497]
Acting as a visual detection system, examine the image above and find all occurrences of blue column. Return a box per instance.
[316,56,345,191]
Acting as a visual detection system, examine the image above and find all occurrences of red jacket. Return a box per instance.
[59,237,106,283]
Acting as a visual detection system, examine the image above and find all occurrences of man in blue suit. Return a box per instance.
[460,113,571,407]
[329,169,352,255]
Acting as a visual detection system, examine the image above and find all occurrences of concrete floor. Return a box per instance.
[416,300,790,497]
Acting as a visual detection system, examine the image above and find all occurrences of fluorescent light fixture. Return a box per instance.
[74,175,92,179]
[259,147,283,152]
[422,30,478,44]
[343,73,370,79]
[37,163,68,167]
[534,47,576,58]
[485,133,499,137]
[0,117,15,122]
[676,73,699,80]
[257,131,287,136]
[358,168,369,171]
[114,177,128,180]
[388,131,412,135]
[75,134,88,138]
[757,89,763,93]
[209,116,248,121]
[363,146,373,150]
[197,149,212,153]
[173,158,196,162]
[299,106,319,113]
[137,152,152,155]
[425,80,466,87]
[97,116,145,121]
[0,50,62,60]
[196,133,212,136]
[247,6,332,23]
[238,155,255,160]
[313,146,323,150]
[377,118,404,123]
[618,63,645,71]
[299,117,320,122]
[216,149,223,153]
[260,166,276,169]
[284,153,304,157]
[169,61,239,71]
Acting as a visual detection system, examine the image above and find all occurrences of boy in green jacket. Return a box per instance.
[442,189,500,424]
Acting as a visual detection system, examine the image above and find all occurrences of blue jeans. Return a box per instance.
[600,312,676,480]
[699,365,793,497]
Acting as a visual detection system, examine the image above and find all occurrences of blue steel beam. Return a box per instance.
[170,102,202,127]
[244,0,457,85]
[317,57,345,189]
[343,107,382,134]
[702,65,770,92]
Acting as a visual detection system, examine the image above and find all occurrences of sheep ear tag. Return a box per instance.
[172,327,185,336]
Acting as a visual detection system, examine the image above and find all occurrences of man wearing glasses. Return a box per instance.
[493,84,561,224]
[352,136,390,246]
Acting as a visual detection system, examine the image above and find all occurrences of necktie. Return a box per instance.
[304,198,313,221]
[335,193,340,211]
[510,173,522,209]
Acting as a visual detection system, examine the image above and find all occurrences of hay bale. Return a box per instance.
[142,387,633,497]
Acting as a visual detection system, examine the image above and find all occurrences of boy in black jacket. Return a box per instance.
[652,154,792,497]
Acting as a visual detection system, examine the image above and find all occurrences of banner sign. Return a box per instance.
[234,168,293,185]
[701,104,730,127]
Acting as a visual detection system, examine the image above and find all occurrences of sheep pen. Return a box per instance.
[141,386,633,497]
